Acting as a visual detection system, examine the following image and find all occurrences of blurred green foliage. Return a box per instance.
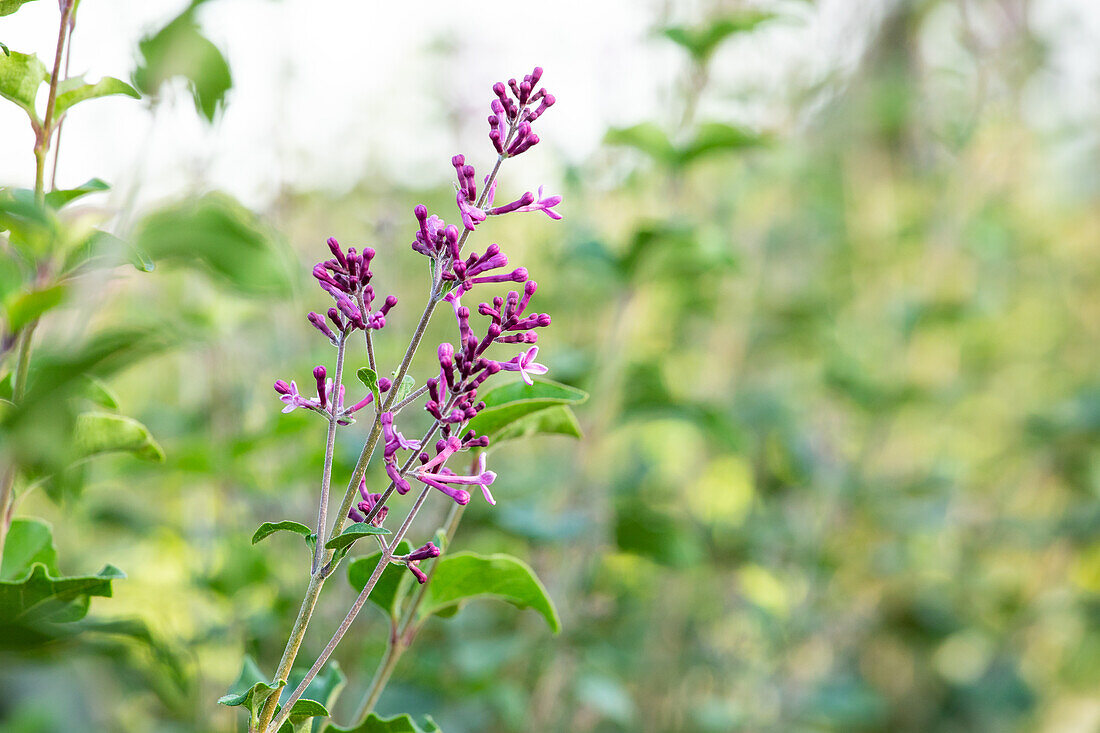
[4,1,1100,732]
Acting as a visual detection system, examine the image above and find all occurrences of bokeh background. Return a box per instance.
[4,0,1100,731]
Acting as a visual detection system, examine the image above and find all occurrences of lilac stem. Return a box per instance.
[312,332,347,573]
[268,486,433,733]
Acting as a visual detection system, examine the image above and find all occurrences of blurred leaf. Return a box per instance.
[0,187,58,258]
[467,379,588,441]
[0,519,125,625]
[132,193,290,295]
[134,0,232,122]
[491,404,582,446]
[0,43,7,57]
[615,500,703,568]
[0,50,47,123]
[660,11,777,63]
[322,713,441,733]
[0,517,58,580]
[3,283,65,331]
[44,177,109,209]
[325,522,389,552]
[53,75,139,119]
[415,552,560,633]
[73,411,165,462]
[604,123,675,165]
[218,655,286,727]
[357,367,381,410]
[252,519,314,547]
[347,541,412,624]
[81,376,119,409]
[0,0,37,16]
[62,228,155,274]
[679,122,767,165]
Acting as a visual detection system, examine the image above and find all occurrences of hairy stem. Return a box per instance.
[313,333,347,573]
[268,486,433,733]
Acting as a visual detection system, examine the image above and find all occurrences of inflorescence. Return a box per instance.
[273,67,560,584]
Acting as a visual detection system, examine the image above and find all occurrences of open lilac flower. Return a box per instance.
[515,186,561,220]
[413,453,497,507]
[499,346,548,385]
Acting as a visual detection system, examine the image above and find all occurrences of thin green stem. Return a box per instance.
[313,333,347,573]
[35,1,72,205]
[268,486,433,733]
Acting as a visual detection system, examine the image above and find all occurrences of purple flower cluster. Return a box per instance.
[273,67,562,586]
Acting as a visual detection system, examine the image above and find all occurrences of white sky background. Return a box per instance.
[0,0,1098,210]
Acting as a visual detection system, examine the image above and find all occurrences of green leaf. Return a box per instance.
[0,0,38,17]
[325,522,389,552]
[416,552,560,633]
[604,122,675,165]
[0,521,124,624]
[0,518,58,580]
[660,11,777,63]
[393,373,416,403]
[131,193,291,295]
[134,2,232,122]
[44,177,109,209]
[73,411,165,462]
[281,661,346,733]
[0,50,47,122]
[276,699,331,733]
[322,713,441,733]
[0,43,8,57]
[0,189,59,258]
[218,655,286,728]
[252,520,314,547]
[53,75,139,119]
[347,541,412,623]
[491,404,582,446]
[356,367,381,410]
[466,379,587,441]
[3,283,66,331]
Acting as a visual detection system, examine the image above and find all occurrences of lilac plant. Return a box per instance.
[248,68,567,732]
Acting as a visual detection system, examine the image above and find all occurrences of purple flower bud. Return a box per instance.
[407,541,441,562]
[327,307,346,332]
[327,237,347,268]
[308,312,337,343]
[378,377,392,392]
[313,366,327,409]
[274,380,292,395]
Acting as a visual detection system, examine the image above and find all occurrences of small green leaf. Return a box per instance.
[275,699,331,733]
[466,379,587,441]
[0,50,47,122]
[54,75,140,119]
[62,228,156,274]
[3,283,66,331]
[134,3,232,122]
[325,522,389,552]
[252,520,313,546]
[218,655,285,727]
[490,404,582,446]
[416,552,560,633]
[604,122,675,165]
[0,43,8,57]
[0,0,38,17]
[356,367,381,410]
[73,411,165,462]
[347,542,412,623]
[393,373,416,403]
[281,661,345,733]
[44,177,109,209]
[322,712,441,733]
